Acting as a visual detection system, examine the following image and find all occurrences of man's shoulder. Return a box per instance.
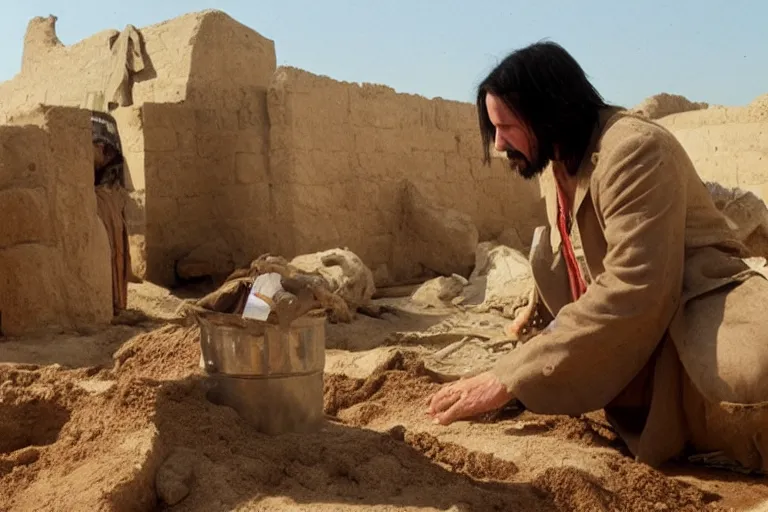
[597,110,680,159]
[588,110,691,192]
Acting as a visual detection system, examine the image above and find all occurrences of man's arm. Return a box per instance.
[491,126,687,415]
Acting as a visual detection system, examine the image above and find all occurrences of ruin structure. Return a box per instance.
[0,106,113,335]
[0,11,545,292]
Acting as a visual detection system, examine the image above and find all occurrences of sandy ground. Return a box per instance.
[0,283,766,511]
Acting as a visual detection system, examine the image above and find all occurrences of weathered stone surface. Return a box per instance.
[497,227,525,251]
[706,181,768,258]
[394,181,479,278]
[266,67,545,279]
[657,97,768,202]
[156,448,196,506]
[462,241,533,316]
[175,236,236,280]
[631,93,708,120]
[0,106,112,336]
[411,275,468,309]
[290,248,376,307]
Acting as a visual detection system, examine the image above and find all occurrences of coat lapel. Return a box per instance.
[571,107,624,218]
[536,107,625,289]
[540,169,561,253]
[541,108,621,256]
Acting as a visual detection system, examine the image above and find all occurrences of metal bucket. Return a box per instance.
[194,310,326,435]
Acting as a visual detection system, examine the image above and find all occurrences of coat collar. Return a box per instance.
[543,107,625,252]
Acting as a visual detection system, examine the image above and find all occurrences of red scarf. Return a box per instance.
[556,182,587,302]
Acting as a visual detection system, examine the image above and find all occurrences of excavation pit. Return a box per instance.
[0,399,70,454]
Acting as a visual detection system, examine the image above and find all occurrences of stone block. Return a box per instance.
[143,127,178,152]
[410,150,447,181]
[457,130,483,159]
[0,106,111,335]
[435,100,477,131]
[141,103,195,130]
[407,128,458,153]
[194,109,220,130]
[235,152,268,184]
[394,180,479,278]
[196,132,232,159]
[0,188,53,247]
[291,89,349,127]
[354,127,407,154]
[0,127,48,190]
[235,129,267,154]
[0,244,66,334]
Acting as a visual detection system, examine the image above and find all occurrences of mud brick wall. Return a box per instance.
[0,11,277,284]
[139,96,271,284]
[136,11,276,285]
[658,97,768,200]
[267,67,546,275]
[0,106,112,336]
[1,9,546,288]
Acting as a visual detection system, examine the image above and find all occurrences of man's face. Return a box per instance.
[93,142,117,170]
[93,142,107,169]
[485,93,546,179]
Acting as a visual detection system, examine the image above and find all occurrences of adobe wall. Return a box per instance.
[267,67,546,278]
[0,106,112,336]
[657,94,768,199]
[0,11,277,285]
[139,11,276,284]
[0,12,201,116]
[139,98,271,284]
[0,10,544,287]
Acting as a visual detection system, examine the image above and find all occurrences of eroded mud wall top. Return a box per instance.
[0,106,112,336]
[0,10,276,117]
[266,67,546,277]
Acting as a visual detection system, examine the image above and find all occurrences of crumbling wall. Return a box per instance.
[139,100,271,284]
[0,11,277,285]
[658,94,768,200]
[0,12,203,116]
[2,10,544,287]
[0,106,112,336]
[139,12,275,284]
[267,67,546,279]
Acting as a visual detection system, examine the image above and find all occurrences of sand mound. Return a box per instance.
[632,92,708,120]
[0,363,161,511]
[534,459,718,512]
[0,326,754,511]
[113,324,201,381]
[748,94,768,121]
[324,351,438,420]
[389,426,520,481]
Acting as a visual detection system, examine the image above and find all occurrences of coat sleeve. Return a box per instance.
[491,127,688,415]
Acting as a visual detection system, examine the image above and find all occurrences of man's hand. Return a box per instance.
[426,372,514,425]
[507,301,534,337]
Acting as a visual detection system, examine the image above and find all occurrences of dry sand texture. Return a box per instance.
[1,286,767,512]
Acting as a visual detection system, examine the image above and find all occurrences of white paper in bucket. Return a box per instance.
[242,272,283,321]
[242,294,271,321]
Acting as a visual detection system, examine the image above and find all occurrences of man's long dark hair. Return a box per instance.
[477,41,609,175]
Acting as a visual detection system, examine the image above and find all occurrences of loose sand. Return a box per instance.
[0,286,766,511]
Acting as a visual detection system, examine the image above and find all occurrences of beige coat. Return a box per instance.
[492,108,768,471]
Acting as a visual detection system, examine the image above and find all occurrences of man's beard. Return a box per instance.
[506,149,548,180]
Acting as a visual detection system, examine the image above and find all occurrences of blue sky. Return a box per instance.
[1,0,764,108]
